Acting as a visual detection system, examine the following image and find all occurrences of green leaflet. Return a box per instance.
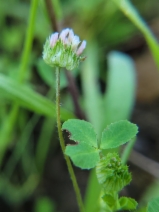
[102,193,116,208]
[100,120,138,149]
[62,119,98,147]
[63,119,99,169]
[118,197,138,210]
[65,143,100,169]
[102,194,137,211]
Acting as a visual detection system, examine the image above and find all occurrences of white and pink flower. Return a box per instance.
[43,28,87,70]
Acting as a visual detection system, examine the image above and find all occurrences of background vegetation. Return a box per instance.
[0,0,159,211]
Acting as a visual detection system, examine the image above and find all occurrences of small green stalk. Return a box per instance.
[55,67,84,212]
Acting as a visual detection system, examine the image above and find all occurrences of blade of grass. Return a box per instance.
[0,74,74,163]
[112,0,159,69]
[0,174,39,205]
[35,117,56,173]
[4,114,39,178]
[35,88,57,173]
[0,0,39,165]
[0,74,74,120]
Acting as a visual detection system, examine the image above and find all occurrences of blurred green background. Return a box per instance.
[0,0,159,211]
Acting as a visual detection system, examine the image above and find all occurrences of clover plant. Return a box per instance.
[1,0,159,210]
[62,119,138,211]
[42,27,159,212]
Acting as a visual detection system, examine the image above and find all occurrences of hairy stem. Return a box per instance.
[45,0,85,119]
[56,67,85,212]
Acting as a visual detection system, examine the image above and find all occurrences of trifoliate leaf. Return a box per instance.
[118,197,138,210]
[147,197,159,212]
[62,119,98,147]
[65,142,100,169]
[100,120,138,149]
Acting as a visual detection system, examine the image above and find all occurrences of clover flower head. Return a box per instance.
[43,28,86,70]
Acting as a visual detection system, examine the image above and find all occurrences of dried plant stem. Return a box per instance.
[56,67,84,212]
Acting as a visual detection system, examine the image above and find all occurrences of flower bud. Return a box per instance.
[96,153,131,192]
[43,28,86,70]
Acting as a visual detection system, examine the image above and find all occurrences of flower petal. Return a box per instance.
[50,32,59,47]
[59,28,70,43]
[76,40,86,55]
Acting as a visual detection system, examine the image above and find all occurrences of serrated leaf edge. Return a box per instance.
[119,196,138,210]
[101,120,138,149]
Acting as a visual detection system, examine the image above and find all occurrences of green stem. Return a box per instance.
[121,137,136,165]
[56,67,84,212]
